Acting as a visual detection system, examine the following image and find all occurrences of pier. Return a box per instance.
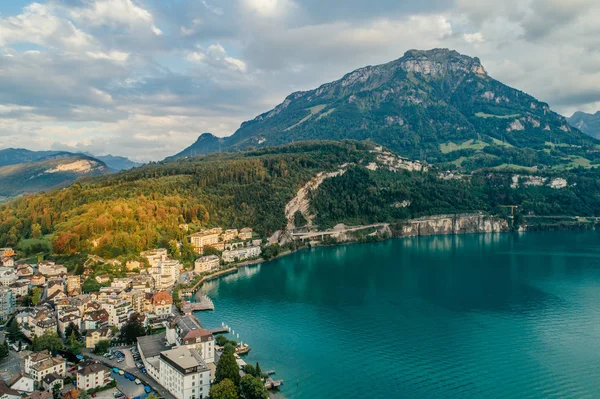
[209,327,229,334]
[265,377,283,390]
[181,295,214,313]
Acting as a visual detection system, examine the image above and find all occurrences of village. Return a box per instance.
[0,227,276,399]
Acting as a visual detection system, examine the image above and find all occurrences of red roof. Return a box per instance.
[151,291,173,306]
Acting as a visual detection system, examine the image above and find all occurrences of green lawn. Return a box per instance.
[285,104,329,131]
[440,139,488,154]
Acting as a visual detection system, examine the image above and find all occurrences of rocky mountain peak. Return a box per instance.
[399,48,487,77]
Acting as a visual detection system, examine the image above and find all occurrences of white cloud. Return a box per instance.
[242,0,294,17]
[68,0,162,35]
[186,44,248,73]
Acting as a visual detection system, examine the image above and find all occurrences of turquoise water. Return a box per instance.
[196,231,600,398]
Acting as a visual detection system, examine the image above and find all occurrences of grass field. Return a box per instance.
[475,112,521,119]
[285,104,329,131]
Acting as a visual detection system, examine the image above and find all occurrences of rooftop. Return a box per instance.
[160,347,208,373]
[77,362,109,376]
[137,332,170,359]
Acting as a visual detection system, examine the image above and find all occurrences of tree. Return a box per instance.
[215,345,240,386]
[0,341,9,359]
[240,375,268,399]
[32,331,64,353]
[65,323,81,340]
[94,340,111,355]
[293,210,307,228]
[68,331,83,355]
[31,287,42,305]
[31,223,42,239]
[209,379,239,399]
[255,362,262,378]
[146,394,159,399]
[52,384,61,399]
[119,313,146,344]
[6,319,23,342]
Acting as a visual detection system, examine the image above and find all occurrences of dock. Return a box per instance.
[209,327,229,334]
[181,295,214,313]
[265,377,283,390]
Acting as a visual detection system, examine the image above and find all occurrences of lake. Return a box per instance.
[196,231,600,398]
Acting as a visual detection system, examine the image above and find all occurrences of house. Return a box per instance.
[189,232,220,254]
[95,275,110,284]
[158,347,211,399]
[100,299,130,328]
[76,362,111,391]
[29,273,45,286]
[16,265,34,277]
[41,374,63,392]
[0,248,15,258]
[194,256,220,274]
[0,381,21,399]
[0,288,15,320]
[131,275,154,292]
[24,350,66,382]
[126,260,143,271]
[238,228,253,241]
[221,229,238,242]
[46,278,65,298]
[151,292,173,316]
[46,290,67,305]
[82,309,109,330]
[28,308,58,337]
[110,278,132,290]
[0,270,18,287]
[137,333,171,382]
[25,392,52,399]
[9,280,30,297]
[66,276,81,296]
[58,313,82,338]
[148,260,181,291]
[7,373,35,394]
[1,257,15,268]
[221,246,262,263]
[85,328,112,349]
[38,262,67,277]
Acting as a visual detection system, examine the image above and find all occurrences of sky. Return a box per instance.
[1,0,599,162]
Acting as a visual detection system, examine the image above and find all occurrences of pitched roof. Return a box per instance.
[151,291,173,305]
[26,391,53,399]
[76,363,109,376]
[0,380,21,397]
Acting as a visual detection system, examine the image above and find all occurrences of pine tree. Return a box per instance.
[215,345,240,386]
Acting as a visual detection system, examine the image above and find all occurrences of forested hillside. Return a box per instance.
[2,141,600,260]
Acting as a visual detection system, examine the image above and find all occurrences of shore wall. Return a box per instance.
[397,213,509,237]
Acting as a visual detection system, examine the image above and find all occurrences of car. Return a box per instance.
[117,358,124,363]
[92,394,96,398]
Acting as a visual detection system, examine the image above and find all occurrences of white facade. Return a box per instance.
[76,363,111,391]
[222,246,262,263]
[194,256,219,274]
[9,374,35,393]
[159,347,210,399]
[100,299,130,329]
[24,351,66,382]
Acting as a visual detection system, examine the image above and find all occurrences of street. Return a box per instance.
[0,332,27,381]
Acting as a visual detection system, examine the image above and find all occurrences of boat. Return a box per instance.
[118,371,125,376]
[235,344,251,355]
[144,386,152,394]
[112,368,119,373]
[134,379,141,385]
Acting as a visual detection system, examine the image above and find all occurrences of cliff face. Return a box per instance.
[399,214,509,237]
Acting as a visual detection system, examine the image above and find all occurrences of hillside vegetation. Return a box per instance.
[2,141,600,260]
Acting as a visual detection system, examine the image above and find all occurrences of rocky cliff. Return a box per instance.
[398,213,509,237]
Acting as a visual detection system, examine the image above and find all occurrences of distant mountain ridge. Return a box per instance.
[170,48,597,170]
[0,153,109,197]
[568,111,600,138]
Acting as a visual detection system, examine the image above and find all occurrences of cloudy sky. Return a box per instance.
[1,0,599,161]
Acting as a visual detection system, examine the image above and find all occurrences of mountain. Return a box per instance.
[172,49,597,170]
[85,154,142,171]
[0,148,65,167]
[166,133,223,161]
[568,111,600,138]
[0,153,109,198]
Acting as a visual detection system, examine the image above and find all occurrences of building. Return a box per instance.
[25,392,52,399]
[0,270,18,287]
[141,249,169,267]
[151,292,173,316]
[126,260,143,271]
[137,333,171,382]
[159,347,211,399]
[1,257,15,267]
[41,374,63,392]
[190,232,220,253]
[76,362,111,391]
[0,248,15,258]
[58,313,82,338]
[131,275,154,292]
[221,246,262,263]
[0,288,14,320]
[29,309,58,337]
[85,327,112,349]
[0,381,20,399]
[66,276,81,296]
[238,228,253,240]
[9,280,29,297]
[95,275,110,284]
[37,262,67,277]
[24,351,66,382]
[7,373,35,394]
[46,278,65,298]
[194,256,220,274]
[148,260,181,291]
[110,278,132,290]
[82,309,109,330]
[166,315,214,364]
[221,229,238,242]
[100,299,130,329]
[29,273,45,286]
[16,265,33,277]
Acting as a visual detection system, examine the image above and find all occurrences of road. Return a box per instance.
[82,349,176,399]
